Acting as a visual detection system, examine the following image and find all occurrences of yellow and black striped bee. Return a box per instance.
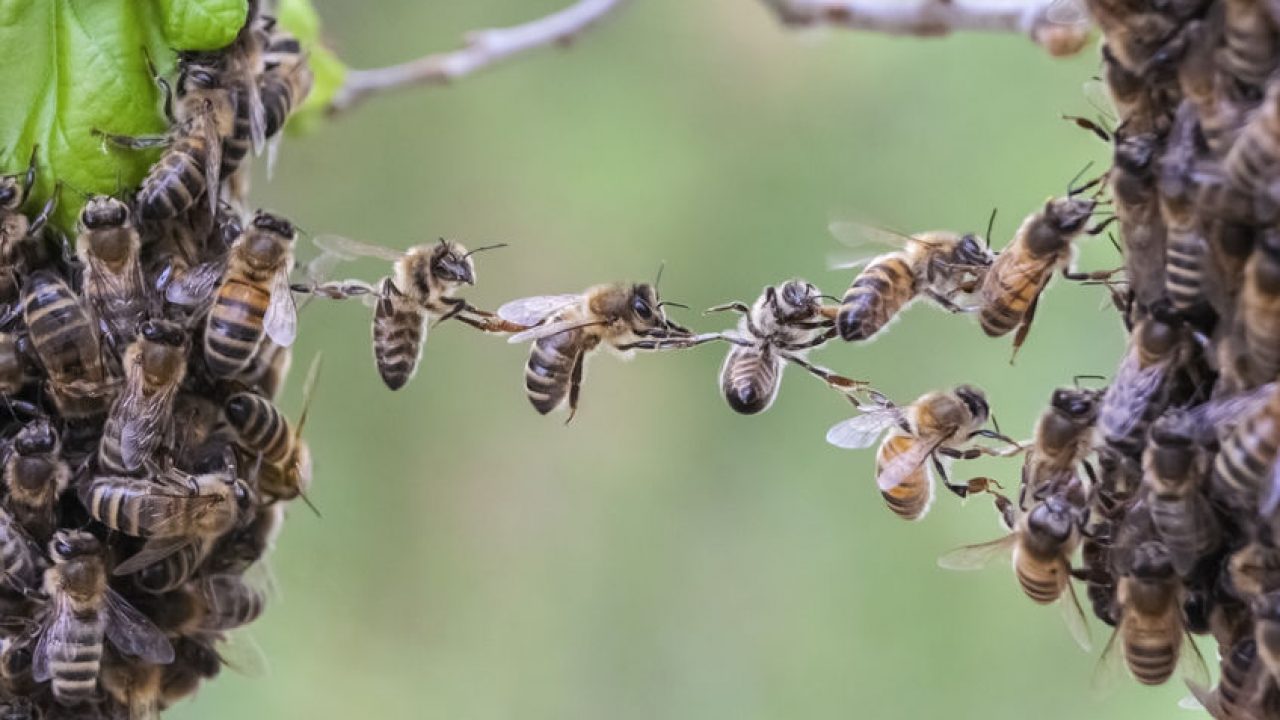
[1097,307,1188,453]
[828,222,993,342]
[21,270,117,422]
[499,281,694,421]
[1022,387,1102,499]
[32,531,173,706]
[76,196,146,350]
[224,355,321,507]
[260,26,314,175]
[98,321,188,474]
[826,385,1017,521]
[3,419,68,544]
[1142,412,1220,577]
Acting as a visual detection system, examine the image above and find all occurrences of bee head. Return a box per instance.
[177,53,226,94]
[1130,540,1175,580]
[1025,495,1075,544]
[1137,309,1182,357]
[13,418,57,456]
[1045,196,1096,234]
[244,212,295,269]
[140,319,187,348]
[49,530,100,563]
[430,240,476,286]
[1049,388,1099,420]
[775,280,819,318]
[627,283,664,330]
[953,384,989,423]
[223,393,258,430]
[251,210,295,239]
[80,195,129,230]
[952,234,993,267]
[0,178,20,211]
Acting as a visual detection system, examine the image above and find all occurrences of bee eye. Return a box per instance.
[54,540,72,556]
[632,297,653,320]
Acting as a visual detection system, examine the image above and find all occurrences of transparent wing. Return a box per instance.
[119,392,171,471]
[1263,457,1280,517]
[508,319,601,345]
[827,251,885,272]
[103,587,175,664]
[264,270,298,347]
[1178,632,1211,690]
[209,630,269,678]
[31,596,72,682]
[829,221,936,250]
[1082,78,1118,121]
[825,409,901,449]
[937,533,1015,571]
[1061,581,1093,652]
[1046,0,1090,26]
[166,261,225,307]
[875,436,943,492]
[243,76,267,155]
[113,536,194,576]
[497,294,582,327]
[1178,382,1275,443]
[1091,627,1124,698]
[199,112,222,218]
[1099,352,1167,439]
[312,234,404,263]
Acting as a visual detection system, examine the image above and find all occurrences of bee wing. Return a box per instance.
[1091,627,1124,698]
[936,533,1015,571]
[1082,79,1117,123]
[507,318,605,344]
[497,294,582,328]
[112,536,195,576]
[1045,0,1090,26]
[1263,458,1280,517]
[207,629,270,678]
[1177,629,1211,690]
[119,394,171,472]
[1179,382,1275,443]
[1060,580,1093,652]
[264,269,299,347]
[244,75,267,155]
[311,234,404,263]
[103,586,175,664]
[824,409,900,449]
[1099,352,1167,439]
[198,112,222,218]
[31,595,71,683]
[875,435,944,492]
[165,260,225,307]
[828,221,930,250]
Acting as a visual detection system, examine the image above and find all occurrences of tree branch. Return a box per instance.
[762,0,1092,57]
[328,0,630,115]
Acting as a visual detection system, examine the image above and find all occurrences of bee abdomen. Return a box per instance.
[1164,228,1206,312]
[524,335,578,415]
[1123,635,1178,685]
[1214,424,1277,502]
[837,257,915,341]
[225,393,290,462]
[136,143,209,221]
[205,279,269,378]
[876,435,931,521]
[85,478,151,536]
[50,620,104,704]
[134,542,207,595]
[372,292,425,391]
[1016,565,1063,604]
[719,345,780,415]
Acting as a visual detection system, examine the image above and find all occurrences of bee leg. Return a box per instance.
[92,130,171,152]
[615,333,726,351]
[704,301,750,316]
[780,352,866,393]
[779,327,838,351]
[564,351,586,425]
[25,182,59,241]
[966,428,1024,455]
[21,145,37,196]
[923,289,976,314]
[932,456,973,499]
[1009,292,1040,364]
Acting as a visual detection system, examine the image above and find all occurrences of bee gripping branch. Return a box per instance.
[326,0,631,115]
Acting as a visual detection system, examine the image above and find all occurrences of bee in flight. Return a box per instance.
[301,236,514,391]
[499,279,696,421]
[828,221,995,342]
[707,279,865,414]
[825,385,1019,521]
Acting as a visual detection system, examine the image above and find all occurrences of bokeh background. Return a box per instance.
[172,1,1186,718]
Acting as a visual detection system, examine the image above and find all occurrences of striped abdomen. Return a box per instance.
[1149,496,1218,575]
[84,477,159,537]
[0,512,38,590]
[136,132,212,221]
[49,612,105,705]
[1122,621,1180,685]
[225,392,291,464]
[979,249,1055,337]
[202,576,265,630]
[205,276,270,378]
[1225,109,1280,198]
[0,331,25,395]
[1242,285,1280,384]
[837,254,917,342]
[262,74,302,139]
[220,87,252,177]
[372,282,426,391]
[1213,413,1278,507]
[1221,0,1279,90]
[1219,638,1262,717]
[1164,223,1207,312]
[238,341,291,399]
[718,344,781,415]
[1013,549,1067,604]
[6,457,60,543]
[23,273,110,418]
[96,416,131,476]
[134,540,209,594]
[524,325,585,415]
[875,434,931,521]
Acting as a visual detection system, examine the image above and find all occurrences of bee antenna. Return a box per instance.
[462,243,507,258]
[984,207,997,250]
[1066,161,1095,195]
[297,489,322,518]
[657,301,689,310]
[818,294,841,304]
[654,261,665,293]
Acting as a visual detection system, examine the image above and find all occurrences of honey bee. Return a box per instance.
[0,321,32,399]
[1084,0,1186,74]
[0,148,57,304]
[84,464,250,578]
[1206,82,1280,223]
[1098,43,1175,135]
[3,419,68,544]
[499,281,694,420]
[827,222,993,342]
[21,270,116,421]
[98,321,188,474]
[75,196,146,350]
[1177,14,1246,157]
[1228,526,1280,602]
[1212,383,1280,515]
[235,340,291,400]
[307,236,512,391]
[100,658,162,720]
[166,210,297,378]
[260,28,314,174]
[1158,104,1210,316]
[939,491,1092,650]
[1097,307,1188,453]
[1022,386,1102,499]
[0,508,41,596]
[218,15,271,178]
[1240,230,1280,385]
[224,355,320,507]
[706,279,864,414]
[1256,591,1280,685]
[1100,540,1208,686]
[1219,0,1279,94]
[826,385,1017,521]
[1142,413,1220,577]
[978,194,1102,357]
[32,531,173,706]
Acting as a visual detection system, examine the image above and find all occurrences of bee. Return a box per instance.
[978,194,1102,357]
[100,658,163,720]
[1212,383,1280,515]
[706,279,864,414]
[0,148,57,304]
[1240,230,1280,385]
[31,531,173,706]
[1097,307,1187,453]
[1256,591,1280,685]
[826,385,1017,521]
[218,16,271,180]
[98,321,188,474]
[1207,82,1280,223]
[1084,0,1186,74]
[167,210,297,378]
[827,222,993,342]
[1158,104,1210,316]
[261,28,314,159]
[76,196,146,350]
[1219,0,1280,95]
[306,236,512,391]
[226,355,321,508]
[205,503,283,577]
[3,419,69,544]
[1098,44,1175,136]
[235,340,291,400]
[499,281,695,420]
[1101,540,1207,686]
[1228,527,1280,602]
[1022,386,1102,499]
[83,464,251,578]
[0,508,41,595]
[160,638,221,708]
[939,491,1092,650]
[1177,14,1245,157]
[1142,413,1220,577]
[0,320,32,398]
[168,575,267,634]
[21,270,116,421]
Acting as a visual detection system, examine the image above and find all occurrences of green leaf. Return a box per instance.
[0,0,247,234]
[276,0,347,135]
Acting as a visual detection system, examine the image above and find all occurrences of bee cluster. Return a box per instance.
[0,3,318,718]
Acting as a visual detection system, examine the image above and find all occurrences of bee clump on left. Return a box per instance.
[0,4,316,718]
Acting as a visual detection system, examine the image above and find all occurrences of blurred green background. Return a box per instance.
[171,1,1184,718]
